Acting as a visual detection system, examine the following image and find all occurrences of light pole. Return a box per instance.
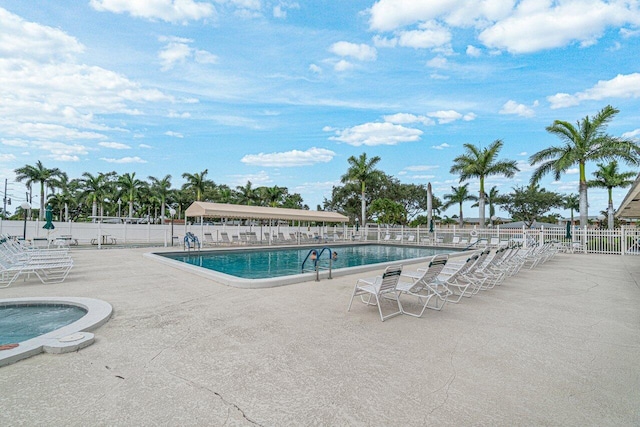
[169,207,176,246]
[20,202,30,240]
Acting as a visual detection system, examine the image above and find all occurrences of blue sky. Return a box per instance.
[1,0,639,219]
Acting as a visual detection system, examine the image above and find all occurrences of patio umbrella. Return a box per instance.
[565,221,571,239]
[43,204,55,230]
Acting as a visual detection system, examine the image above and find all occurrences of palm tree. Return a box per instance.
[236,181,258,205]
[442,184,476,227]
[262,185,285,207]
[563,193,580,225]
[341,152,384,226]
[80,172,114,221]
[530,105,640,226]
[117,172,145,218]
[182,169,209,201]
[149,174,172,224]
[450,140,518,228]
[588,161,636,229]
[14,160,63,220]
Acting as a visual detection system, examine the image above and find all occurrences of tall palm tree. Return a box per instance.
[588,161,636,229]
[450,140,518,228]
[262,185,285,207]
[118,172,145,218]
[182,169,209,201]
[80,172,114,222]
[442,184,476,227]
[236,181,258,205]
[563,193,580,225]
[530,105,640,226]
[341,152,384,226]
[14,160,63,220]
[149,174,172,224]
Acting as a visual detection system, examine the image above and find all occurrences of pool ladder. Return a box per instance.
[301,247,335,281]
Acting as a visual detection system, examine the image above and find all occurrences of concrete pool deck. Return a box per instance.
[1,247,639,425]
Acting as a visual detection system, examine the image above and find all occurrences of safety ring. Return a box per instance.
[470,230,478,237]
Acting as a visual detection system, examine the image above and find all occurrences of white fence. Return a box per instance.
[1,218,638,255]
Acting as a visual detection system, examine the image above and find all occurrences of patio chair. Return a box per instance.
[347,265,404,322]
[489,237,500,246]
[438,253,485,303]
[203,232,218,246]
[451,236,461,245]
[219,232,233,245]
[396,254,449,317]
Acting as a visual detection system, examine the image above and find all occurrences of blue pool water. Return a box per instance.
[0,305,87,345]
[162,244,453,279]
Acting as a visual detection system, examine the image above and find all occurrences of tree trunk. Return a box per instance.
[360,189,366,228]
[160,201,166,225]
[92,200,97,223]
[579,180,588,227]
[458,203,464,227]
[478,192,485,229]
[129,201,133,219]
[608,189,614,230]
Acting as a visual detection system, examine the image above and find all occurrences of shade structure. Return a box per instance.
[43,205,55,230]
[184,202,349,223]
[565,221,572,239]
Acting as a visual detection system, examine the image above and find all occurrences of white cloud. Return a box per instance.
[273,3,298,19]
[427,110,462,124]
[1,139,29,147]
[327,122,422,146]
[383,113,434,126]
[426,56,448,69]
[165,131,184,138]
[167,110,191,118]
[34,141,89,161]
[548,73,640,109]
[499,100,535,117]
[397,21,451,49]
[466,45,482,57]
[139,144,153,149]
[403,165,440,172]
[431,143,450,150]
[329,41,377,61]
[0,9,176,146]
[0,153,16,162]
[622,129,640,139]
[241,147,335,167]
[372,35,398,48]
[159,37,217,71]
[463,112,477,121]
[309,64,322,74]
[478,1,640,54]
[0,8,84,61]
[229,171,272,187]
[519,151,527,156]
[368,0,640,54]
[101,156,147,164]
[334,60,353,72]
[566,168,579,174]
[99,142,131,149]
[90,0,214,23]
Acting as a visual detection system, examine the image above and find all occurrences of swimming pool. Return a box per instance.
[0,304,87,345]
[148,244,459,288]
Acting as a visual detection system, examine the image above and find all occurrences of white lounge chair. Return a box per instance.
[396,254,449,317]
[347,265,403,322]
[438,253,485,303]
[451,236,461,245]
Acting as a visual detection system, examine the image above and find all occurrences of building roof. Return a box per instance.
[184,202,349,223]
[616,172,640,219]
